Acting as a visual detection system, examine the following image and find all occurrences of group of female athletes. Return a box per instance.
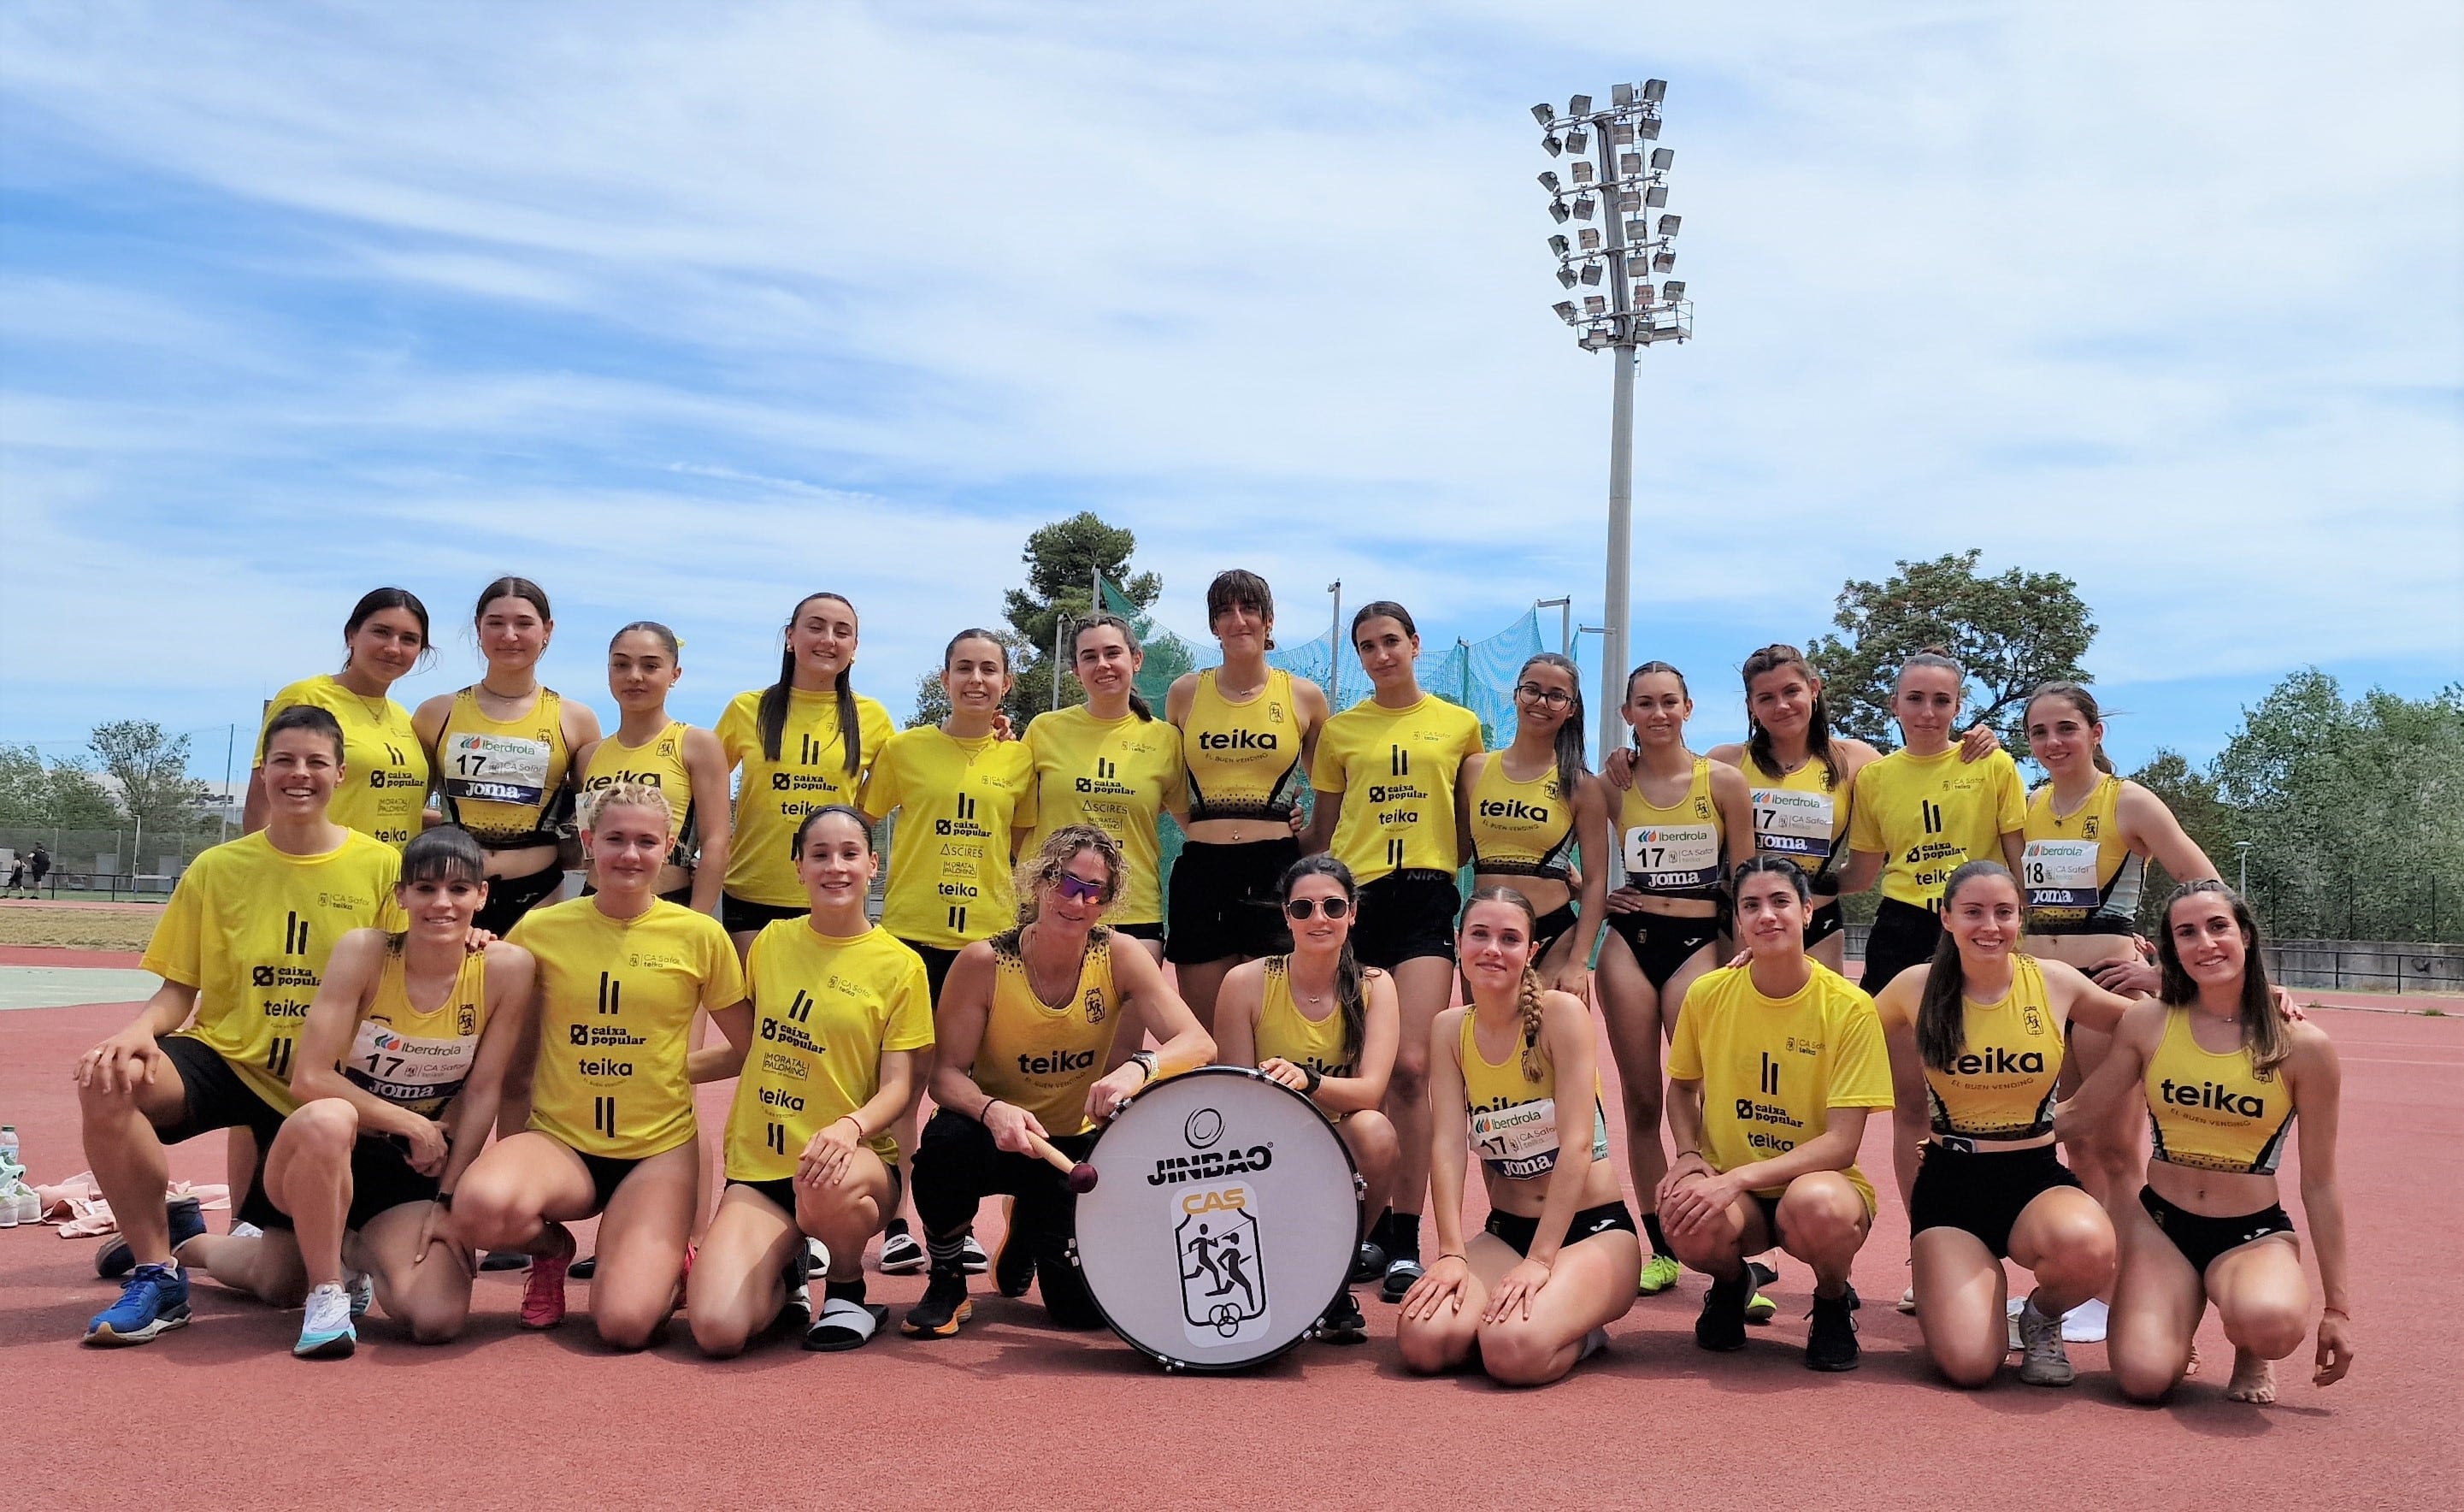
[69,570,2352,1403]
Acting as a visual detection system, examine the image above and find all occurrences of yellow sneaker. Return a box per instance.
[1745,1291,1777,1323]
[1637,1253,1683,1295]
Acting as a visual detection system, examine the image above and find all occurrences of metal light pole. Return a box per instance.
[1326,581,1343,706]
[2235,840,2254,898]
[1536,597,1572,655]
[1533,80,1691,769]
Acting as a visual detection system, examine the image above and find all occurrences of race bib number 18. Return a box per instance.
[2021,839,2100,910]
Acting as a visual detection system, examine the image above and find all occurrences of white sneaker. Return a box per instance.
[2015,1298,2076,1386]
[293,1282,357,1360]
[230,1220,264,1240]
[2006,1296,2024,1355]
[2061,1296,2110,1344]
[13,1187,39,1224]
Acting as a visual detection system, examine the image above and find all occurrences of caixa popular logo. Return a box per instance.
[1147,1106,1272,1186]
[1176,1181,1269,1342]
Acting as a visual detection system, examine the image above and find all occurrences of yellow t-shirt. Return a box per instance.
[511,897,746,1160]
[143,831,403,1113]
[723,921,934,1179]
[581,721,697,853]
[974,927,1123,1137]
[1023,706,1186,927]
[866,726,1039,949]
[259,676,430,849]
[1668,961,1892,1204]
[1846,747,2026,910]
[1310,695,1484,883]
[717,688,895,907]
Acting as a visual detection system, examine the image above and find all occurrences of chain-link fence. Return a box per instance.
[0,826,226,897]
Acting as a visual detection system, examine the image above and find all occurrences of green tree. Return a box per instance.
[89,721,212,840]
[2126,747,2237,933]
[2210,672,2464,942]
[0,743,121,827]
[911,512,1162,728]
[1807,549,2096,751]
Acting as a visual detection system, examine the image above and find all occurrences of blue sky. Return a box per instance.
[3,2,2458,780]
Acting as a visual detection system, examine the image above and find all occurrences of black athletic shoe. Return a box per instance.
[1317,1289,1369,1345]
[901,1267,973,1339]
[480,1249,533,1273]
[1351,1239,1389,1285]
[1805,1291,1860,1372]
[993,1217,1035,1299]
[1695,1269,1751,1352]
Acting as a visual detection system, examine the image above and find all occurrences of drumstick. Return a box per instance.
[1025,1130,1099,1193]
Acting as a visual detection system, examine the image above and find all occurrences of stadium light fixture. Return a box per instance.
[1525,77,1693,769]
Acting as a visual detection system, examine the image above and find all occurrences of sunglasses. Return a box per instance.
[1054,873,1106,903]
[1282,896,1353,920]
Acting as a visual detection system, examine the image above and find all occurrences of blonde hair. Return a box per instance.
[1011,824,1123,924]
[581,779,673,836]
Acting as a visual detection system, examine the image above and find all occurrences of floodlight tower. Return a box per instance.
[1534,80,1691,767]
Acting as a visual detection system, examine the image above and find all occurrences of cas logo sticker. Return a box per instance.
[1176,1181,1270,1344]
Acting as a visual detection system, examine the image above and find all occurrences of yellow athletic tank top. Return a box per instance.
[2022,777,2143,934]
[439,687,573,846]
[1180,668,1304,822]
[1738,751,1849,886]
[345,946,490,1119]
[1310,694,1485,883]
[1253,955,1356,1081]
[1618,757,1724,901]
[1467,754,1577,881]
[1923,954,2064,1140]
[2143,1009,2296,1174]
[973,927,1124,1137]
[260,676,429,848]
[1458,1009,1611,1183]
[582,722,696,858]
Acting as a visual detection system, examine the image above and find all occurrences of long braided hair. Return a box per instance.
[1465,885,1550,1080]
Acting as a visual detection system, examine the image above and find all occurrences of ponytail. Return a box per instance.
[1742,643,1841,791]
[1071,614,1153,723]
[1917,861,2018,1071]
[2025,681,2114,775]
[1279,854,1369,1060]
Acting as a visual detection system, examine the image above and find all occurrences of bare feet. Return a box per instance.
[2224,1347,2278,1403]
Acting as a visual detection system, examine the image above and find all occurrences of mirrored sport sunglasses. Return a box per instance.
[1055,873,1106,902]
[1282,896,1353,920]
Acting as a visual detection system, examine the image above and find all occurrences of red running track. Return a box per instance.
[2,990,2456,1509]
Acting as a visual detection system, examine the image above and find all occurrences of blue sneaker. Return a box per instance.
[95,1195,206,1279]
[293,1282,357,1360]
[85,1262,191,1346]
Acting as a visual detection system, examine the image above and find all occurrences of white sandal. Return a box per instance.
[804,1296,887,1352]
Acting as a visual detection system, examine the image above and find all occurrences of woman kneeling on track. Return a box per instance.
[1873,861,2133,1388]
[1660,859,1893,1371]
[1212,855,1401,1345]
[686,806,933,1355]
[905,826,1214,1339]
[1396,888,1638,1385]
[2066,881,2353,1404]
[270,827,536,1356]
[450,783,746,1349]
[79,707,403,1347]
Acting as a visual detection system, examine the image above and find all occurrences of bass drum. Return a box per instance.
[1070,1066,1361,1372]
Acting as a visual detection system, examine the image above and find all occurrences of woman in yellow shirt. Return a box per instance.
[449,783,746,1351]
[247,588,434,848]
[413,577,602,936]
[1027,614,1187,960]
[574,621,733,914]
[1305,600,1483,1302]
[1213,854,1401,1344]
[716,591,895,948]
[2066,882,2353,1406]
[1872,860,2132,1389]
[864,628,1040,1275]
[686,806,933,1355]
[1395,889,1638,1386]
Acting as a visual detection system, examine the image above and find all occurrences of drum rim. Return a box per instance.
[1076,1063,1363,1373]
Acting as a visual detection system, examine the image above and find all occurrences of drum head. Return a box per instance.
[1074,1066,1359,1372]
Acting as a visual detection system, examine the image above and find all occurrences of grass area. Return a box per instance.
[0,906,161,952]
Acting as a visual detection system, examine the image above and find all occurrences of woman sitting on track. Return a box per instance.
[270,826,536,1356]
[904,826,1213,1339]
[1396,887,1639,1385]
[450,783,746,1350]
[1872,860,2132,1388]
[1596,660,1755,1297]
[1838,648,2027,993]
[413,576,602,936]
[1164,569,1329,1028]
[1211,854,1401,1345]
[2065,881,2353,1404]
[1306,599,1484,1302]
[79,706,404,1347]
[1024,613,1187,962]
[1659,859,1893,1372]
[575,620,733,913]
[686,806,932,1356]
